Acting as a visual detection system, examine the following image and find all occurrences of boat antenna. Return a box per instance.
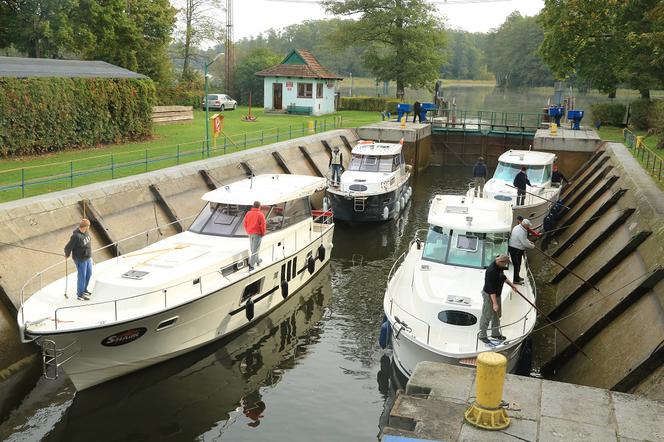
[510,284,592,360]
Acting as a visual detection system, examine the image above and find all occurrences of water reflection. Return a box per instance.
[44,266,333,442]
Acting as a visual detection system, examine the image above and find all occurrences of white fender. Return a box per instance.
[395,201,401,214]
[323,196,329,211]
[382,206,389,220]
[400,196,405,210]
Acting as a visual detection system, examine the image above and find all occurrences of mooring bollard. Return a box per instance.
[550,122,558,136]
[308,120,315,134]
[400,116,406,128]
[464,352,510,430]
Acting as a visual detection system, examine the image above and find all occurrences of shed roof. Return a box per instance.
[0,57,147,79]
[255,49,343,80]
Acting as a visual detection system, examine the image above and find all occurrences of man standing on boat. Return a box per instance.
[551,164,569,187]
[244,201,266,271]
[329,146,343,187]
[508,218,535,284]
[64,218,93,301]
[472,157,487,197]
[479,254,518,344]
[513,166,531,205]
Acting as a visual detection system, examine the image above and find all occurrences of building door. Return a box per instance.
[273,83,283,110]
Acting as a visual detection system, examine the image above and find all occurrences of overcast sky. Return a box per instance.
[234,0,545,40]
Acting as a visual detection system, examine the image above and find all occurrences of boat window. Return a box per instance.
[493,162,551,185]
[241,278,264,302]
[482,232,509,268]
[438,310,477,326]
[281,197,311,228]
[422,226,450,264]
[447,232,484,267]
[348,154,395,173]
[189,203,250,236]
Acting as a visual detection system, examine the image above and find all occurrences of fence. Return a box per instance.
[0,115,350,203]
[623,128,664,184]
[430,109,543,134]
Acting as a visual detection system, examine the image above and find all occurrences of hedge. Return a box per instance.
[156,84,202,109]
[340,96,402,113]
[589,103,626,127]
[629,98,651,131]
[0,77,155,157]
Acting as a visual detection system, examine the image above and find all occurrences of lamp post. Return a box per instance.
[349,72,353,97]
[205,52,224,156]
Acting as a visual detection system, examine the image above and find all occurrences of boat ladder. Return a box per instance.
[354,197,366,212]
[39,338,80,380]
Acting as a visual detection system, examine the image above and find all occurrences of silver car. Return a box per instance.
[202,94,237,111]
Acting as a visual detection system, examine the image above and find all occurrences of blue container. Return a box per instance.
[567,109,584,130]
[397,103,412,121]
[420,102,437,122]
[547,106,565,126]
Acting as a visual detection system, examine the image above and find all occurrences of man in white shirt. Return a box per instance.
[508,218,535,284]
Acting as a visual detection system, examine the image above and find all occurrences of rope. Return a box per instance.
[532,269,658,334]
[0,240,63,256]
[541,207,632,236]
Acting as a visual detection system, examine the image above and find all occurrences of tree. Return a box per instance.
[485,12,552,87]
[324,0,446,99]
[234,48,280,105]
[442,30,490,80]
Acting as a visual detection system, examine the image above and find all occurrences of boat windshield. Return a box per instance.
[348,154,398,173]
[493,162,552,185]
[421,226,509,269]
[189,197,311,237]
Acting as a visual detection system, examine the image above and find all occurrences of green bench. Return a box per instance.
[287,105,313,115]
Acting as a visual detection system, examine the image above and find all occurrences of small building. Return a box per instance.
[256,49,342,116]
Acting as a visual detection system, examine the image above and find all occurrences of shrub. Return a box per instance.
[589,103,626,127]
[629,98,652,131]
[0,78,155,157]
[156,83,203,109]
[340,96,402,113]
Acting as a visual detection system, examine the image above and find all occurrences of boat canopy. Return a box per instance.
[202,174,326,205]
[498,150,556,166]
[428,195,512,233]
[351,141,403,156]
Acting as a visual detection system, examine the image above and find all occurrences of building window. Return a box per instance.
[316,83,323,98]
[298,83,313,98]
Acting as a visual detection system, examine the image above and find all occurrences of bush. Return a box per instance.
[629,98,652,131]
[156,83,203,109]
[340,96,402,113]
[589,103,626,126]
[0,78,155,156]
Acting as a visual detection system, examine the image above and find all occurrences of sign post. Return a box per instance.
[211,114,224,151]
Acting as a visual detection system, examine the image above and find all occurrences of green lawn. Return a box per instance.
[0,108,382,202]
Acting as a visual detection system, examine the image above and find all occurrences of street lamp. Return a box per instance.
[349,72,353,97]
[205,52,224,156]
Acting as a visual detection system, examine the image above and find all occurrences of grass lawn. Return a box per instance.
[0,108,382,202]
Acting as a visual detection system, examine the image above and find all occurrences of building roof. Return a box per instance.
[428,195,513,233]
[0,56,147,79]
[202,174,327,205]
[498,150,557,166]
[255,49,343,80]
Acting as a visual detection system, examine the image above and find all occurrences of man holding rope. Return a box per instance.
[479,254,518,344]
[64,218,93,301]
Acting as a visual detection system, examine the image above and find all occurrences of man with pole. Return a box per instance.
[513,166,531,206]
[478,254,518,345]
[508,218,535,284]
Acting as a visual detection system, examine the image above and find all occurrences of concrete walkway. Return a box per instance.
[381,361,664,441]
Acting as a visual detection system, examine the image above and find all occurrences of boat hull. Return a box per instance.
[27,228,334,390]
[328,182,411,223]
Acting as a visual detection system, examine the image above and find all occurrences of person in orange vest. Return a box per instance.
[243,201,266,271]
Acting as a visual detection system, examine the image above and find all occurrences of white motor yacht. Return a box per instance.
[327,140,412,222]
[383,194,537,377]
[468,149,561,227]
[17,174,334,390]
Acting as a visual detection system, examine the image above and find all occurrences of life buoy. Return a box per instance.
[307,256,315,275]
[245,298,255,321]
[281,280,289,299]
[317,244,326,262]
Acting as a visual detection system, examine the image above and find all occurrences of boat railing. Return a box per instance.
[386,229,427,284]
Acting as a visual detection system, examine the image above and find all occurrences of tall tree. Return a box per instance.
[324,0,446,99]
[233,47,281,105]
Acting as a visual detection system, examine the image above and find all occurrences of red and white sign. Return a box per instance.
[286,81,293,91]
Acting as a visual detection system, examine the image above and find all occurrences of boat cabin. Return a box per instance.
[492,150,557,186]
[190,175,326,237]
[421,195,512,269]
[348,141,405,174]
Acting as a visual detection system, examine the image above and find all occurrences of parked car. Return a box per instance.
[202,94,237,111]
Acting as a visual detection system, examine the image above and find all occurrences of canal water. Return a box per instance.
[1,166,550,441]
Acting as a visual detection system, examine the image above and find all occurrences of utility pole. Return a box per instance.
[225,0,234,94]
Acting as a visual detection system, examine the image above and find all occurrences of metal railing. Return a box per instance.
[20,212,334,330]
[430,109,543,134]
[0,116,350,202]
[623,128,664,183]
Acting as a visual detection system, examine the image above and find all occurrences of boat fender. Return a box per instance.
[395,201,400,214]
[416,238,422,250]
[400,196,405,210]
[379,320,391,349]
[281,280,289,299]
[323,196,329,211]
[245,298,255,321]
[317,244,326,262]
[307,256,315,275]
[382,206,389,220]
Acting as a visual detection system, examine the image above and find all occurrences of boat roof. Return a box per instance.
[351,140,403,156]
[202,174,326,205]
[498,149,556,166]
[428,195,512,233]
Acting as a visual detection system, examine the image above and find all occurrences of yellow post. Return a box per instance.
[307,120,315,134]
[636,135,644,149]
[464,352,510,430]
[550,122,558,136]
[400,115,406,128]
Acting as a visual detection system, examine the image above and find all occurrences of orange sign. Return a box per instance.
[212,114,223,137]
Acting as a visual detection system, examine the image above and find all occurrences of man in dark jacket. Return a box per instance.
[478,254,518,344]
[412,101,421,123]
[551,164,569,187]
[64,219,93,300]
[472,157,488,197]
[513,166,531,205]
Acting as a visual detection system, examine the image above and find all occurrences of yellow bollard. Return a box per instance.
[550,122,558,136]
[307,120,315,134]
[636,135,644,149]
[464,352,510,430]
[400,116,406,128]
